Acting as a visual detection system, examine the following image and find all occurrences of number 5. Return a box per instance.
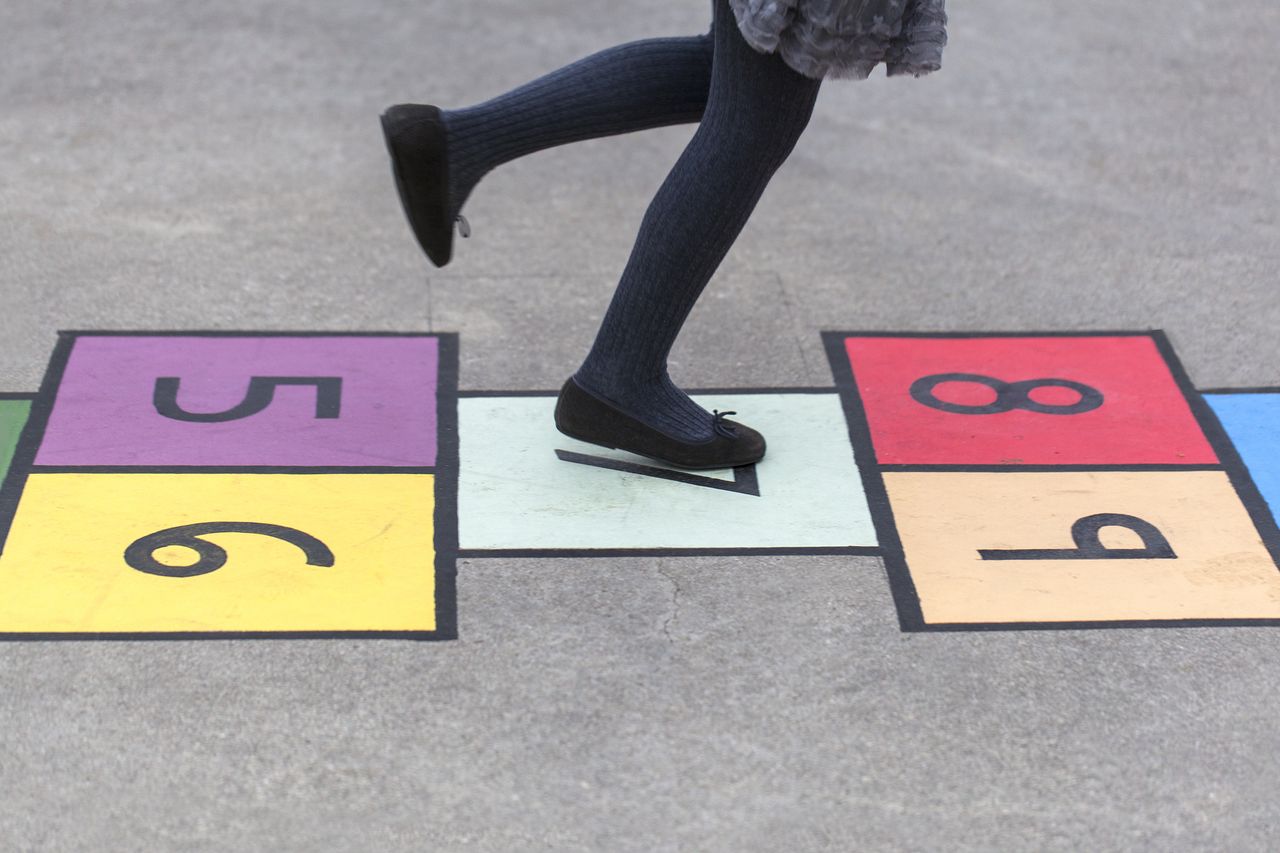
[153,376,342,423]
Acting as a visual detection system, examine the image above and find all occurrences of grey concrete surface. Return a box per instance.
[2,0,1279,850]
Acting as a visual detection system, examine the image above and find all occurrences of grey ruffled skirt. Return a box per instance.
[729,0,948,80]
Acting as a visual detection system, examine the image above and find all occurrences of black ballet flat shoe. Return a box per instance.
[379,103,469,267]
[553,377,766,470]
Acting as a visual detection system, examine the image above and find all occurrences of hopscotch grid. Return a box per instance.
[0,330,461,642]
[823,329,1280,633]
[6,330,1279,639]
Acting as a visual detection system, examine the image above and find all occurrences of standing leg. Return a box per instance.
[571,0,822,443]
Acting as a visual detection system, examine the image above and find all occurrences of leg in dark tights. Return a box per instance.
[575,0,822,441]
[439,0,821,442]
[440,33,713,221]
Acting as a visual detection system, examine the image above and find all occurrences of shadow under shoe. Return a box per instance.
[379,103,469,267]
[554,376,766,470]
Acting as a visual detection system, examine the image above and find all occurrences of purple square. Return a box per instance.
[36,335,439,468]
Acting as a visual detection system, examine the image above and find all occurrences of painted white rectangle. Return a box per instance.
[458,392,875,550]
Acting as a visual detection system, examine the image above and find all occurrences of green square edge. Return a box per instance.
[0,400,33,487]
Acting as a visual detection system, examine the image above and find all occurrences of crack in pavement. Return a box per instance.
[655,560,683,644]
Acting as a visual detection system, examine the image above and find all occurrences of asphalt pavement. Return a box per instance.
[2,1,1278,850]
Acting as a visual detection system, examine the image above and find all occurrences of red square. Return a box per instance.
[842,335,1218,466]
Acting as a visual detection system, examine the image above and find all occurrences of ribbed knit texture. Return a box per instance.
[438,0,821,443]
[574,0,822,441]
[439,34,713,222]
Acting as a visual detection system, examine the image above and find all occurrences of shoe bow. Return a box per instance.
[711,409,738,439]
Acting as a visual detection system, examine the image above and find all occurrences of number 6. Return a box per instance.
[125,522,335,578]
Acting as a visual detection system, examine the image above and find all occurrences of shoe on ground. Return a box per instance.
[553,376,766,470]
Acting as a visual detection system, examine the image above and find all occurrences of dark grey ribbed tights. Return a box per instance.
[440,0,822,441]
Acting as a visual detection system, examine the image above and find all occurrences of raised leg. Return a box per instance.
[441,31,714,218]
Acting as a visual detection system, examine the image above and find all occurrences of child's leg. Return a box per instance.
[573,0,822,443]
[441,32,713,220]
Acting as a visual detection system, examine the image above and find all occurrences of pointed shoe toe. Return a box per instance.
[553,377,766,470]
[380,103,456,267]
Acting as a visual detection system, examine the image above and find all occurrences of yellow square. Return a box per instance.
[0,473,438,634]
[885,471,1280,624]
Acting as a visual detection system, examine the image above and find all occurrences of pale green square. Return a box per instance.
[459,392,876,550]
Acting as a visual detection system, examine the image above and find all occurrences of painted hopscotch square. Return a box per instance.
[838,333,1218,466]
[35,333,440,468]
[0,396,32,488]
[458,392,876,552]
[884,470,1280,626]
[0,473,443,636]
[1206,391,1280,527]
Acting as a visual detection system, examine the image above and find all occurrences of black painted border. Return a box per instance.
[0,330,460,642]
[823,329,1280,632]
[457,386,838,398]
[458,547,880,559]
[30,466,439,475]
[1201,386,1280,395]
[432,332,461,641]
[56,330,439,338]
[822,332,925,631]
